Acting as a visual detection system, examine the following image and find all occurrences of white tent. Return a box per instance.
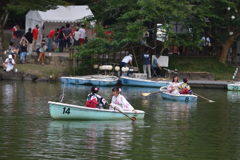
[25,5,94,42]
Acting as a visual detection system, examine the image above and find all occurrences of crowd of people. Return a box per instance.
[4,23,87,67]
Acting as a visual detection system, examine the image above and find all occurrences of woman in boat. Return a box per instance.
[167,75,181,95]
[179,78,193,95]
[86,86,107,109]
[109,87,137,113]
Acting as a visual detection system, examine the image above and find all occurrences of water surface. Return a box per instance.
[0,81,240,159]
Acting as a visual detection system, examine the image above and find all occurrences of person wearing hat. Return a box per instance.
[152,54,162,77]
[3,55,15,72]
[120,54,133,76]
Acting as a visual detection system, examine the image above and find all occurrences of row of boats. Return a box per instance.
[61,75,170,87]
[61,74,240,90]
[48,75,239,121]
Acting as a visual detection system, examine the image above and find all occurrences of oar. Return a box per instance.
[107,102,137,121]
[193,92,215,103]
[142,91,164,97]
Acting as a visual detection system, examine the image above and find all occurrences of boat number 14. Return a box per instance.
[63,107,71,114]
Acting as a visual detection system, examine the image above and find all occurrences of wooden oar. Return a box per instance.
[107,102,136,121]
[142,91,164,97]
[193,92,215,103]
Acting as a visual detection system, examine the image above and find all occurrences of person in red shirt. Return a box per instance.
[11,24,18,43]
[32,24,39,51]
[48,29,55,51]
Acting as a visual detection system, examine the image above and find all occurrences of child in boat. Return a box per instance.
[167,75,181,95]
[86,86,107,109]
[179,78,193,95]
[109,87,137,113]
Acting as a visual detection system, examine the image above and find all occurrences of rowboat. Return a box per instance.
[48,101,145,120]
[90,76,118,86]
[121,76,169,87]
[61,75,118,86]
[227,82,240,91]
[161,92,198,102]
[160,86,198,102]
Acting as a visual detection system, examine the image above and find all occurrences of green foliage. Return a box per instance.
[75,0,193,64]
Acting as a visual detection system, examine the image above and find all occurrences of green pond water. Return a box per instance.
[0,81,240,160]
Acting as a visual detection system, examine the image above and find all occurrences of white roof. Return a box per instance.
[26,5,93,23]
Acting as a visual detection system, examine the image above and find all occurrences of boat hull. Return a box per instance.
[91,78,118,86]
[48,101,145,120]
[227,83,240,91]
[121,77,168,87]
[61,75,118,86]
[161,92,198,102]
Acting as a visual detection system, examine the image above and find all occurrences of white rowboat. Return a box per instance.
[48,101,145,120]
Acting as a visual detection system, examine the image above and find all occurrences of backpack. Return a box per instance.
[58,31,64,39]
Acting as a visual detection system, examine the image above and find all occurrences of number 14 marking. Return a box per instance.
[63,107,70,114]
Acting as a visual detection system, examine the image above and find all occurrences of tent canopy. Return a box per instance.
[26,5,93,23]
[25,5,94,41]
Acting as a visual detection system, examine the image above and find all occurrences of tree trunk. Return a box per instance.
[0,24,4,52]
[0,12,9,52]
[219,38,234,63]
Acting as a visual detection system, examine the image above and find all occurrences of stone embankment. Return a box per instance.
[0,53,70,67]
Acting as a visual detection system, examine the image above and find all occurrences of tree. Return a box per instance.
[183,0,240,63]
[74,0,192,64]
[0,0,65,52]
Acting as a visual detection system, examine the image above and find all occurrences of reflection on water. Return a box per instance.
[227,91,240,102]
[1,82,240,159]
[48,120,145,159]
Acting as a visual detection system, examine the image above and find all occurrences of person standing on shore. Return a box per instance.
[13,26,23,50]
[25,28,33,55]
[11,24,18,43]
[63,23,72,51]
[48,28,55,51]
[142,48,151,78]
[58,26,65,52]
[32,25,39,51]
[79,24,86,45]
[54,28,59,52]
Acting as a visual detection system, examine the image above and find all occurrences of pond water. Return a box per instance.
[0,81,240,159]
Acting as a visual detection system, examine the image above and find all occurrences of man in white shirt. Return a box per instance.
[120,54,133,76]
[3,55,15,72]
[79,24,86,45]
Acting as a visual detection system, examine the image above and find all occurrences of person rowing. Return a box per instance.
[179,78,192,95]
[109,87,137,113]
[86,86,107,109]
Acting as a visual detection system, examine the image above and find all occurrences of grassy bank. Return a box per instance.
[167,56,236,80]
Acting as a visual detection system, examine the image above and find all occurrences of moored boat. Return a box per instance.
[61,75,118,86]
[91,76,118,86]
[48,101,145,120]
[227,82,240,91]
[121,76,169,87]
